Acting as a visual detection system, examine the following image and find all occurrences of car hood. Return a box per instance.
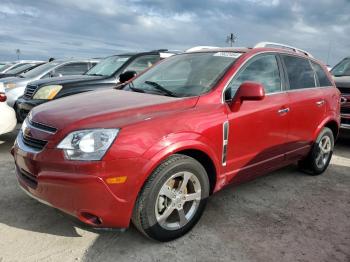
[333,76,350,88]
[31,89,198,131]
[0,76,31,87]
[0,76,20,83]
[31,74,107,87]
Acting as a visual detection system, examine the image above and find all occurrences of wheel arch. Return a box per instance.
[140,139,221,197]
[314,116,340,141]
[324,120,339,140]
[175,149,217,195]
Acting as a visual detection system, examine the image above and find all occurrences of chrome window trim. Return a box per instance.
[221,51,333,103]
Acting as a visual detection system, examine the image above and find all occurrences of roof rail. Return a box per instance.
[254,42,313,58]
[185,46,219,52]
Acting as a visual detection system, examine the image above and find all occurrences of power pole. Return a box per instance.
[226,33,237,47]
[326,41,332,66]
[15,49,21,60]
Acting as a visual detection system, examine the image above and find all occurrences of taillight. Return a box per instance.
[0,93,6,102]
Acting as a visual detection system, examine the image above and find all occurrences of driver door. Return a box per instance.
[224,53,290,184]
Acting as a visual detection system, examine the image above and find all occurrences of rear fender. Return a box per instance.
[313,114,340,141]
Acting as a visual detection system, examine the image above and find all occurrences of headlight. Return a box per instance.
[33,85,62,100]
[57,129,119,161]
[4,83,16,89]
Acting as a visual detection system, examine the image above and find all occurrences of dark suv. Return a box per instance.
[13,43,340,241]
[331,57,350,129]
[16,50,176,121]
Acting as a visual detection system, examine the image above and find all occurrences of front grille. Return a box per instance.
[29,120,57,133]
[337,87,350,94]
[22,134,47,150]
[341,117,350,125]
[341,107,350,114]
[23,84,38,99]
[17,167,38,188]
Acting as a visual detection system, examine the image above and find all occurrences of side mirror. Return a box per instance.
[230,81,265,111]
[0,93,7,102]
[119,70,137,83]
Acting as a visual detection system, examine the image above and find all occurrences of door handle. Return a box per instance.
[316,100,325,106]
[278,108,290,114]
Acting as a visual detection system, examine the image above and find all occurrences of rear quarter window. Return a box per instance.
[282,55,316,90]
[311,62,332,87]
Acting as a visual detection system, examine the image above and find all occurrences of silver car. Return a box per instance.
[2,59,98,107]
[0,60,44,73]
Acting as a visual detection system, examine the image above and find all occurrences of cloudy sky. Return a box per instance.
[0,0,349,66]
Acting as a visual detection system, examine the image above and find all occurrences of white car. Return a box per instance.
[0,84,16,135]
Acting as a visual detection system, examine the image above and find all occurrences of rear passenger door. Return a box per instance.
[281,55,326,159]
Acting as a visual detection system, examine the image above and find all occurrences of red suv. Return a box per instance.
[12,43,341,241]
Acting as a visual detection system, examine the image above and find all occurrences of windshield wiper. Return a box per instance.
[333,74,350,77]
[120,81,145,93]
[144,81,178,97]
[87,73,105,76]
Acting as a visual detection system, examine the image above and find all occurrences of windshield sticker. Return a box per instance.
[117,58,129,62]
[213,52,242,58]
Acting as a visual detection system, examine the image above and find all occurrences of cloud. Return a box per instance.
[0,0,349,66]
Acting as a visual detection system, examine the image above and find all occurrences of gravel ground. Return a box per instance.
[0,127,349,262]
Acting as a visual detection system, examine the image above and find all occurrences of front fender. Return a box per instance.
[139,132,221,190]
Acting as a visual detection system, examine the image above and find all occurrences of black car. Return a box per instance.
[0,62,46,79]
[331,57,350,129]
[16,50,176,121]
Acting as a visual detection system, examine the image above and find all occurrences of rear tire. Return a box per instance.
[132,154,210,242]
[298,127,334,175]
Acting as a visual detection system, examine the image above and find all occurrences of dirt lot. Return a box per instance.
[0,127,349,262]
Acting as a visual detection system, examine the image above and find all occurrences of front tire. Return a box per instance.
[298,127,334,175]
[132,154,210,241]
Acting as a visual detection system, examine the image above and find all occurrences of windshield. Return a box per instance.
[0,63,15,73]
[124,52,240,97]
[86,55,131,77]
[21,61,60,78]
[331,58,350,76]
[6,63,39,74]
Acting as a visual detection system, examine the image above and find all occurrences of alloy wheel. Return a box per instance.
[315,135,332,169]
[155,171,202,230]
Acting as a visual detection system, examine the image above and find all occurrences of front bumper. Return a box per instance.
[5,86,25,108]
[13,132,149,228]
[340,114,350,129]
[16,98,46,122]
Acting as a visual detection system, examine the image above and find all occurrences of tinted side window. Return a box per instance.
[55,63,89,75]
[227,54,281,97]
[312,62,332,87]
[282,56,316,90]
[125,55,160,73]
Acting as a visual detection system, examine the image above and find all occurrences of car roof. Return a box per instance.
[185,42,314,59]
[186,47,251,54]
[48,59,100,63]
[106,49,180,58]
